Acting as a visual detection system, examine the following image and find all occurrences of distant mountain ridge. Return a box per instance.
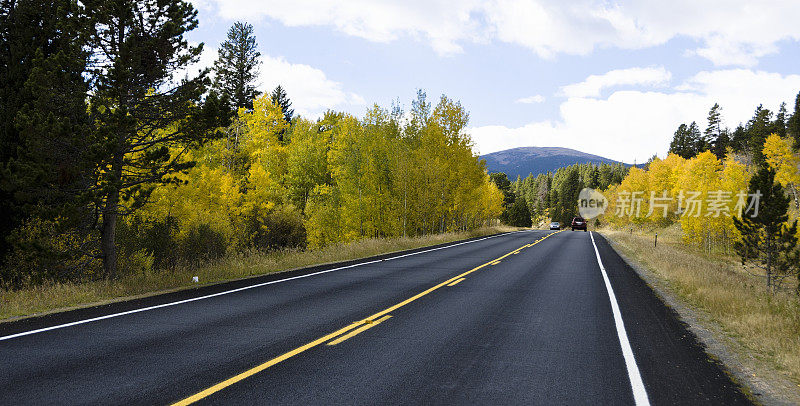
[480,146,627,179]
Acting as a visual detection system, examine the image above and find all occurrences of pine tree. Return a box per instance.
[588,166,600,189]
[213,21,261,113]
[705,103,729,159]
[733,166,800,291]
[775,102,787,138]
[271,85,294,124]
[0,0,90,267]
[689,121,704,153]
[669,123,698,159]
[788,91,800,151]
[746,105,773,165]
[489,172,515,207]
[503,197,532,227]
[730,124,747,153]
[84,0,219,278]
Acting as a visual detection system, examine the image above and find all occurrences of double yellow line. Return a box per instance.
[172,230,561,405]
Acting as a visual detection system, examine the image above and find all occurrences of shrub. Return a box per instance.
[179,223,227,263]
[240,205,307,250]
[117,215,179,271]
[1,216,97,289]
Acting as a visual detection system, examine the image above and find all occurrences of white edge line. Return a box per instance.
[0,230,533,342]
[589,231,650,406]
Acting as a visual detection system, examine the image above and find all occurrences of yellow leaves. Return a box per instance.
[137,93,504,250]
[240,94,289,163]
[763,133,800,189]
[605,150,750,251]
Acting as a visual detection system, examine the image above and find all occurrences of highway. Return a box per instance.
[0,230,752,405]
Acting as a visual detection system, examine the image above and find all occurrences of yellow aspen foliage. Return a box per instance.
[763,133,800,210]
[137,93,503,252]
[240,95,290,181]
[615,166,650,225]
[604,150,749,252]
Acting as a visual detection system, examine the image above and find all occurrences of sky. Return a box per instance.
[186,0,800,164]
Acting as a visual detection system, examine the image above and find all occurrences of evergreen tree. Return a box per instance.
[588,166,600,189]
[733,167,800,291]
[788,91,800,151]
[502,197,532,227]
[730,124,747,153]
[270,85,294,124]
[213,21,261,112]
[554,169,581,224]
[704,103,729,159]
[689,121,704,153]
[668,123,698,159]
[0,0,90,267]
[489,172,515,207]
[746,105,773,165]
[84,0,219,278]
[775,102,787,138]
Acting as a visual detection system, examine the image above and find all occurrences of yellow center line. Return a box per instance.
[171,321,363,406]
[446,278,466,286]
[490,260,500,265]
[326,315,393,346]
[172,230,561,405]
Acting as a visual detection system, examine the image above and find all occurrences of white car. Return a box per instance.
[549,222,560,230]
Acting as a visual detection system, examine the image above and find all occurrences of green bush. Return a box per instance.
[1,216,97,289]
[179,223,227,262]
[241,206,307,251]
[117,215,179,271]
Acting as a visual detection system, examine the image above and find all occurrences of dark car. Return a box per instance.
[571,217,587,231]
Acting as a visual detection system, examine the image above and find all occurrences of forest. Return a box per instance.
[0,1,502,289]
[500,95,800,291]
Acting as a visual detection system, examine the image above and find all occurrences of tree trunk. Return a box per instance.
[101,186,119,279]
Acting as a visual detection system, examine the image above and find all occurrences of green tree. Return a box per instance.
[705,103,729,159]
[669,123,697,159]
[271,85,294,124]
[85,0,218,278]
[489,172,515,207]
[788,91,800,151]
[775,102,787,138]
[688,121,705,154]
[588,166,600,189]
[0,0,93,287]
[733,167,800,292]
[502,197,532,227]
[746,105,773,165]
[213,21,261,112]
[553,168,581,224]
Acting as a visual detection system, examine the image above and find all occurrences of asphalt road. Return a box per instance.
[0,230,752,405]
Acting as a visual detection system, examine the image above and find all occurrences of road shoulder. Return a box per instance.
[601,231,800,406]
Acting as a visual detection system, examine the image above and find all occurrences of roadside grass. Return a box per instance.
[0,226,517,322]
[601,225,800,391]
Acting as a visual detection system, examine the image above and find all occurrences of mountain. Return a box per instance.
[480,146,627,179]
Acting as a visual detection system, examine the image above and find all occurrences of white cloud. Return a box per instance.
[201,0,800,65]
[559,66,671,98]
[177,44,363,118]
[201,0,485,55]
[258,55,365,118]
[516,95,545,104]
[471,69,800,163]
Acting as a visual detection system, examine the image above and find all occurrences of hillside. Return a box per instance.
[480,146,626,179]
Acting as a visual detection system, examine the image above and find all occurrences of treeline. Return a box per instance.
[490,163,628,226]
[612,95,800,291]
[0,1,502,289]
[668,96,800,164]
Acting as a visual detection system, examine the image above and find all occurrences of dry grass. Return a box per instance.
[0,226,517,322]
[601,225,800,389]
